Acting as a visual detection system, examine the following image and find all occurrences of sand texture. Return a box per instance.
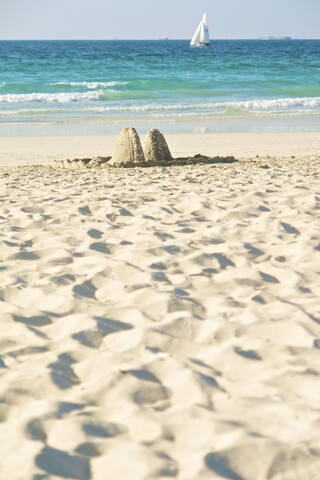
[0,155,320,479]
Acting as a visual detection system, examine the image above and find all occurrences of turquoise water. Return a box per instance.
[1,40,320,135]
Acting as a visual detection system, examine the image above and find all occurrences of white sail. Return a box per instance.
[190,12,210,47]
[199,23,206,44]
[202,12,208,25]
[190,22,202,46]
[202,13,210,44]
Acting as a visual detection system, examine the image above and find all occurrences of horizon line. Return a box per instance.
[1,37,320,41]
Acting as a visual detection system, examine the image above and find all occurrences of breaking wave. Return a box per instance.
[0,91,320,114]
[49,81,128,89]
[0,91,103,103]
[83,97,320,112]
[226,97,320,110]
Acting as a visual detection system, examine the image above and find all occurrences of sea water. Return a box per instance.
[0,39,320,136]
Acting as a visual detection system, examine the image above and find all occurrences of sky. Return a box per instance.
[0,0,319,40]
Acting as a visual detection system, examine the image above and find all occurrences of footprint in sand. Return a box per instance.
[72,330,104,349]
[87,228,103,239]
[73,280,96,299]
[26,419,47,443]
[13,314,52,327]
[56,402,86,418]
[75,442,101,458]
[244,242,264,258]
[49,353,80,390]
[82,421,127,439]
[89,242,110,254]
[259,271,280,284]
[78,206,92,216]
[280,221,300,235]
[36,446,91,480]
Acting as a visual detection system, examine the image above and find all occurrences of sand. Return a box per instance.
[0,133,320,479]
[1,131,320,166]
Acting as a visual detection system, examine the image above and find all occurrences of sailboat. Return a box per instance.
[190,12,210,47]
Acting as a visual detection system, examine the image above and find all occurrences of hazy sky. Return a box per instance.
[0,0,319,40]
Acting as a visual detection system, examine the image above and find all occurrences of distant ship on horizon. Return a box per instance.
[258,36,292,40]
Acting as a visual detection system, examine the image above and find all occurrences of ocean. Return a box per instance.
[0,39,320,136]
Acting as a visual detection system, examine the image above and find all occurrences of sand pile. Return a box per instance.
[53,128,237,169]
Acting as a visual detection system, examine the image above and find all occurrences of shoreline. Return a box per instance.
[1,131,319,166]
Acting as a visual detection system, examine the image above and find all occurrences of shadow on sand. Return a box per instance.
[56,154,237,169]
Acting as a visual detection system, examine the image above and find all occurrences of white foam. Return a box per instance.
[0,91,103,103]
[86,104,211,113]
[0,108,67,115]
[88,97,320,113]
[0,82,6,88]
[226,97,320,110]
[49,81,128,89]
[0,92,320,112]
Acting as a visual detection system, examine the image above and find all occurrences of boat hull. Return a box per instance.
[190,42,210,47]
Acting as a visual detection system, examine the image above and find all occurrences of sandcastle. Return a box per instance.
[109,127,172,167]
[53,127,236,169]
[142,128,173,164]
[109,127,146,167]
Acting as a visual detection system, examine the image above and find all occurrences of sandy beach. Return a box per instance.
[1,132,320,166]
[1,132,320,479]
